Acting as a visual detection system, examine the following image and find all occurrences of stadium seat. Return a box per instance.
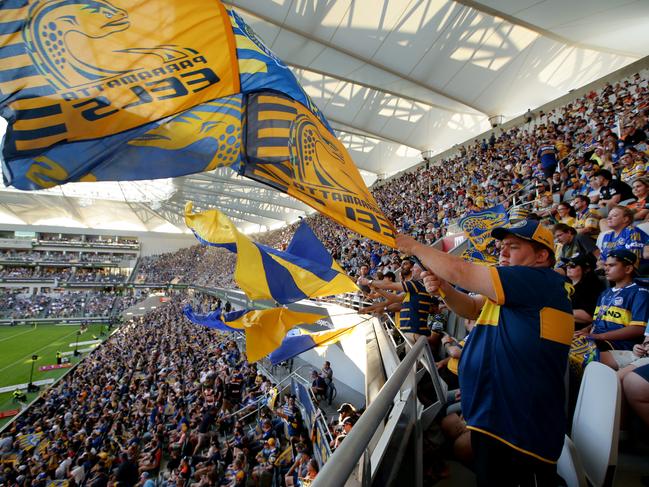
[636,221,649,236]
[596,230,613,252]
[557,436,586,487]
[571,362,621,487]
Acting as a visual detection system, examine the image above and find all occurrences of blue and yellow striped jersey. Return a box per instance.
[396,280,433,335]
[600,226,648,263]
[592,283,649,350]
[459,266,574,463]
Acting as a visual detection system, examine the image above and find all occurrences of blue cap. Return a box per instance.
[491,219,554,255]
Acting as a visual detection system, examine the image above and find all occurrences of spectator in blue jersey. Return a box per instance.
[397,219,572,487]
[537,139,558,180]
[358,261,435,344]
[598,206,648,269]
[576,249,649,369]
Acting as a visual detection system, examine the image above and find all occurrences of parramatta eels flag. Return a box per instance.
[458,204,507,264]
[185,202,357,304]
[183,305,325,362]
[1,1,395,247]
[268,324,358,365]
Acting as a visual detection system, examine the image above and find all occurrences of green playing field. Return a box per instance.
[0,323,106,428]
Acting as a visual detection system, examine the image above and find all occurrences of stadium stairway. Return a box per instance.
[127,257,142,283]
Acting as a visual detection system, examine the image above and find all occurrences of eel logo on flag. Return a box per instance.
[458,204,508,251]
[243,92,396,247]
[24,0,140,89]
[290,113,350,193]
[3,0,239,166]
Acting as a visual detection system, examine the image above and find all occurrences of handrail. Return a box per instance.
[312,336,431,487]
[227,366,308,424]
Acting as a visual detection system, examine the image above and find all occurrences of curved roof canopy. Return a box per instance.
[1,0,648,233]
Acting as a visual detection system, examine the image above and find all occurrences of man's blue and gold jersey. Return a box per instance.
[396,280,433,336]
[459,266,573,463]
[592,283,649,350]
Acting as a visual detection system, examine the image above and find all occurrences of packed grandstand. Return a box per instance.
[0,65,647,486]
[1,1,649,486]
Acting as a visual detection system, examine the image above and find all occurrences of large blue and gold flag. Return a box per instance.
[0,1,396,248]
[268,324,358,365]
[227,308,325,362]
[1,0,242,188]
[183,304,325,362]
[185,202,357,304]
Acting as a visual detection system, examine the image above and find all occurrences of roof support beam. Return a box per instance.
[225,2,489,115]
[162,201,263,227]
[328,116,422,150]
[179,185,308,211]
[288,63,476,115]
[181,193,291,223]
[182,173,268,189]
[33,194,89,227]
[0,203,26,223]
[453,0,637,58]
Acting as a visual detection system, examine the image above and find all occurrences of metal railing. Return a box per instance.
[313,336,446,487]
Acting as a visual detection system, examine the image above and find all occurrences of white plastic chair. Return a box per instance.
[557,436,586,487]
[636,221,649,236]
[571,361,621,487]
[596,230,612,252]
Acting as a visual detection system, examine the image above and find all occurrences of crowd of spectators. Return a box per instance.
[38,235,139,249]
[0,297,360,486]
[0,268,72,281]
[0,291,120,319]
[137,247,236,289]
[135,72,648,286]
[69,270,127,284]
[0,67,647,485]
[0,251,135,265]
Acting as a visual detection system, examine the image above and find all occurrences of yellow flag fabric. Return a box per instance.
[268,324,359,365]
[241,92,397,248]
[2,0,238,155]
[227,308,325,362]
[185,202,357,304]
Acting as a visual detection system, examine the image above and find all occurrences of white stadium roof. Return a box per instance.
[1,0,648,233]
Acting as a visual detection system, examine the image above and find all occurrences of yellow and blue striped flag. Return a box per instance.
[185,202,357,304]
[268,324,359,365]
[183,304,325,362]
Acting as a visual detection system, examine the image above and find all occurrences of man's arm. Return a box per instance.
[358,277,404,293]
[396,235,498,303]
[602,194,622,208]
[434,279,486,320]
[372,288,405,303]
[590,326,645,342]
[573,309,593,324]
